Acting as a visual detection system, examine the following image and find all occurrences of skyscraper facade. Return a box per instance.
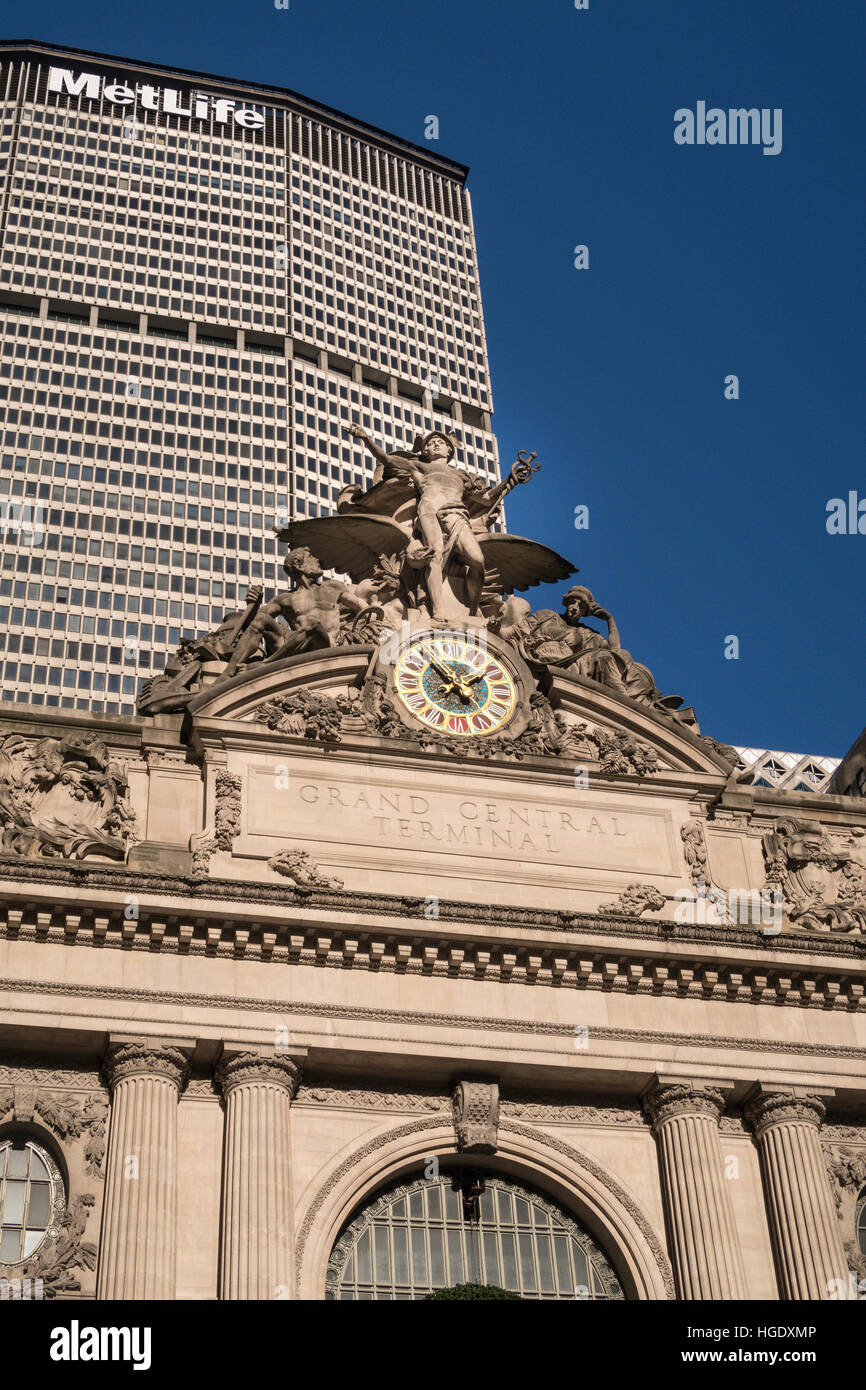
[0,40,499,716]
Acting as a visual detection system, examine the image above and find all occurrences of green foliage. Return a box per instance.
[424,1283,520,1300]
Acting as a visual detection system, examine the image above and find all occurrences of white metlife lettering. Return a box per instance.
[47,67,265,130]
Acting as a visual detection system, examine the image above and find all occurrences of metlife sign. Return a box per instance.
[46,65,266,130]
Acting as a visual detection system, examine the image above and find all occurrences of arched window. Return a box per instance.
[327,1170,624,1300]
[857,1186,866,1261]
[0,1136,64,1264]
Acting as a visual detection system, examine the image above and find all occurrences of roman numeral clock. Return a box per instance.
[386,629,533,740]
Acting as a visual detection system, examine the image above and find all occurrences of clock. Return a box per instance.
[392,632,518,737]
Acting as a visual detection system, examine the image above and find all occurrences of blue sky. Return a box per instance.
[8,1,864,755]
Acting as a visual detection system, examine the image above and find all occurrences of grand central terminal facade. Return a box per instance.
[0,429,864,1303]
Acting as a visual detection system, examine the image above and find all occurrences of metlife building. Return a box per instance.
[0,39,499,714]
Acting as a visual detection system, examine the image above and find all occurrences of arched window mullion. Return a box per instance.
[326,1170,624,1301]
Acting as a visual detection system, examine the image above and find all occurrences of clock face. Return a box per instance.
[393,634,518,737]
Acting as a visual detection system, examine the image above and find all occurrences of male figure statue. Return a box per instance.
[224,546,366,677]
[347,424,487,620]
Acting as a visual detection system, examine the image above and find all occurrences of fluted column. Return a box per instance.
[644,1082,748,1300]
[217,1052,302,1300]
[745,1090,847,1299]
[97,1043,189,1300]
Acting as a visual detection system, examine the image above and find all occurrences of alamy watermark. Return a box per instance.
[675,103,782,156]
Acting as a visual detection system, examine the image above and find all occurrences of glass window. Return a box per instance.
[0,1137,62,1264]
[327,1171,623,1301]
[857,1186,866,1261]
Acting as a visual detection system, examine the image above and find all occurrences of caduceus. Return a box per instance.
[505,450,539,493]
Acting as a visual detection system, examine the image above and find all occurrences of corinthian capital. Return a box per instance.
[643,1082,727,1130]
[104,1042,190,1094]
[216,1052,302,1099]
[744,1091,827,1138]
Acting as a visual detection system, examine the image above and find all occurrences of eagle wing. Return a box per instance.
[478,534,577,593]
[275,514,410,582]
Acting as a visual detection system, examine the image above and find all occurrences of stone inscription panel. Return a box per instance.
[244,762,679,876]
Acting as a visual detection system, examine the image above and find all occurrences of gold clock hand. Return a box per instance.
[425,649,457,689]
[465,665,492,686]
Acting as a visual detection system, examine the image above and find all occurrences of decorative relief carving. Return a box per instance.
[762,818,866,933]
[719,1114,748,1134]
[584,728,660,777]
[294,1085,653,1127]
[361,678,663,772]
[825,1145,866,1280]
[643,1084,727,1129]
[598,883,666,918]
[297,1084,448,1112]
[744,1092,827,1137]
[267,848,343,893]
[250,689,347,743]
[103,1044,190,1094]
[824,1119,866,1142]
[0,1083,108,1177]
[216,1052,302,1099]
[501,1098,648,1126]
[0,1192,97,1299]
[185,1076,220,1099]
[681,819,710,886]
[32,1093,108,1178]
[143,748,189,768]
[191,770,242,876]
[0,1064,103,1090]
[826,1146,866,1196]
[0,731,137,861]
[451,1080,500,1153]
[13,1085,36,1121]
[700,736,738,766]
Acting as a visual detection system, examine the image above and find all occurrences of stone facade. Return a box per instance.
[0,620,863,1299]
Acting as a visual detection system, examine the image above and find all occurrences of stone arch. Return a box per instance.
[295,1115,673,1300]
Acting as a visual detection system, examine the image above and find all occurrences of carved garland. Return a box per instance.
[191,770,242,876]
[247,682,663,774]
[0,1086,108,1178]
[598,883,666,918]
[267,848,343,892]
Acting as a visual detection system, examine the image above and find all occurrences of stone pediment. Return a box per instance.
[184,641,734,782]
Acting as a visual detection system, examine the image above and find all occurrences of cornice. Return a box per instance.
[0,894,863,1014]
[1,974,865,1063]
[0,859,862,962]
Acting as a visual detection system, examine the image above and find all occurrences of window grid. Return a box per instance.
[0,1138,57,1264]
[328,1174,624,1301]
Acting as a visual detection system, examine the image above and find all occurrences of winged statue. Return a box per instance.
[276,425,576,620]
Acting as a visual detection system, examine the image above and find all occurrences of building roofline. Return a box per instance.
[0,38,470,184]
